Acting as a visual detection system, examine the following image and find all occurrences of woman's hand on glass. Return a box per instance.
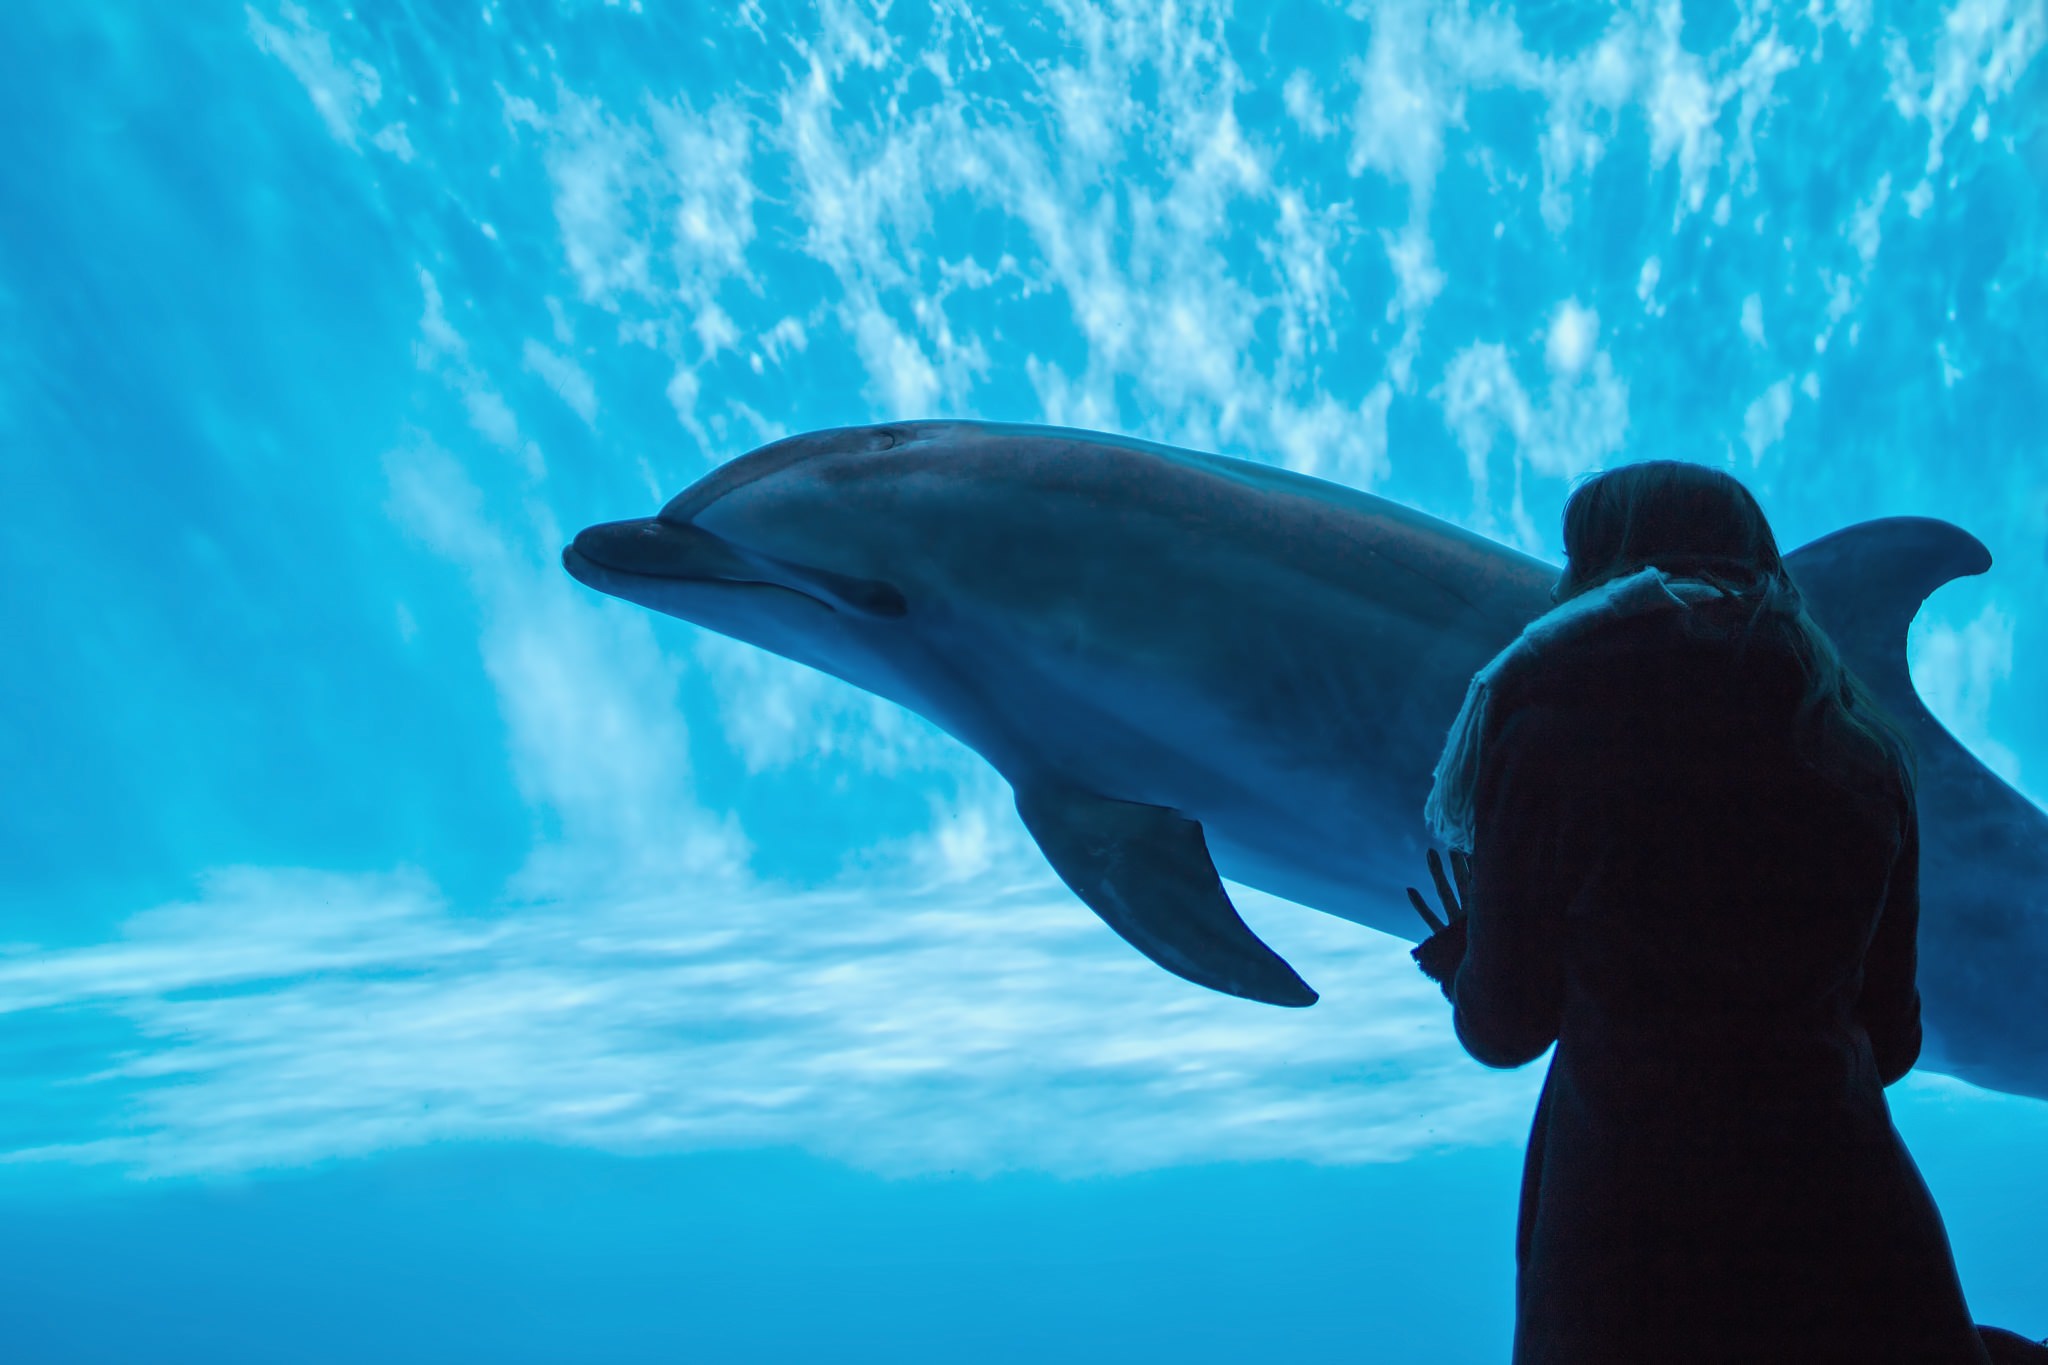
[1407,846,1471,936]
[1407,847,1472,1000]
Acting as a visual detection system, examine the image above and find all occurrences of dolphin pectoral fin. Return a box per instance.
[1013,783,1317,1007]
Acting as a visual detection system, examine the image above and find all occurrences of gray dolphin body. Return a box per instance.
[563,420,2047,1103]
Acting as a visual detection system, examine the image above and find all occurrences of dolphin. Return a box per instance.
[562,420,2048,1104]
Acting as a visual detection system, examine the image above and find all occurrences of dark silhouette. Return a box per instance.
[1408,462,2046,1363]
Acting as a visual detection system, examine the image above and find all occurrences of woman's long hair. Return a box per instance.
[1551,459,1919,804]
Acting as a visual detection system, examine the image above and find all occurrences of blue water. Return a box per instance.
[3,1,2044,1359]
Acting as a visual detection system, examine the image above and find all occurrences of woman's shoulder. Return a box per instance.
[1502,593,1800,715]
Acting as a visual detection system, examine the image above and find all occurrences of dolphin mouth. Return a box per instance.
[567,516,760,583]
[563,517,907,620]
[563,518,834,614]
[560,541,819,603]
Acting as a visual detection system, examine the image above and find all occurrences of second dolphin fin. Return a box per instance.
[1785,515,1992,719]
[1013,781,1317,1007]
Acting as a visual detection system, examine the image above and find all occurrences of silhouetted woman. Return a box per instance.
[1403,461,2045,1363]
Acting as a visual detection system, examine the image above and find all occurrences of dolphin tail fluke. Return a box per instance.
[1013,781,1318,1007]
[1784,516,1993,715]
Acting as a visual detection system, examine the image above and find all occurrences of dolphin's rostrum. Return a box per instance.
[564,420,2046,1103]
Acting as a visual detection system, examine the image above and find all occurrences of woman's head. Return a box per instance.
[1549,457,1920,803]
[1552,459,1785,605]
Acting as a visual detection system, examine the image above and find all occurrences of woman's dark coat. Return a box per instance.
[1447,591,1992,1364]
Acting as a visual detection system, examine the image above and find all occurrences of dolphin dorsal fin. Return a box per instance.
[1784,516,1992,713]
[1013,782,1317,1007]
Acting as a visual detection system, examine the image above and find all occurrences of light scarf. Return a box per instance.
[1422,566,1738,853]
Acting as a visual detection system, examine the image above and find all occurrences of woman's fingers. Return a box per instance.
[1407,885,1445,934]
[1414,847,1474,935]
[1428,848,1462,921]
